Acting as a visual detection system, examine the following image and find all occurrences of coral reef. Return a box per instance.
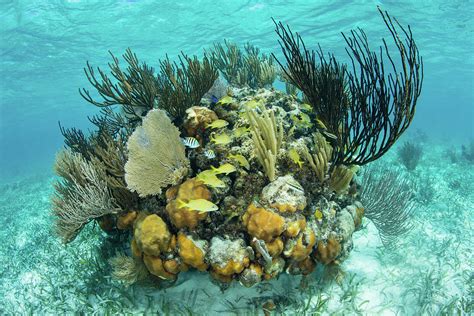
[52,8,423,289]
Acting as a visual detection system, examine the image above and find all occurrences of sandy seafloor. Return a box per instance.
[0,137,472,315]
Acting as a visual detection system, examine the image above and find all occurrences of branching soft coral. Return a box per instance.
[52,149,122,243]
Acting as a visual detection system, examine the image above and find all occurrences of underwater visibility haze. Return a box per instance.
[0,1,473,314]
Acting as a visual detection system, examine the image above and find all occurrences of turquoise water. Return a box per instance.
[1,1,473,314]
[1,0,473,180]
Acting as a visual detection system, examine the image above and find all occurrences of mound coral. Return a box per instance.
[177,233,208,271]
[134,214,172,257]
[52,8,423,290]
[242,203,285,242]
[166,178,212,229]
[314,235,342,265]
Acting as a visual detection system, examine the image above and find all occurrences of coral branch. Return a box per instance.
[247,107,283,181]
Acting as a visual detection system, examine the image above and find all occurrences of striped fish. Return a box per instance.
[204,149,216,159]
[181,137,200,148]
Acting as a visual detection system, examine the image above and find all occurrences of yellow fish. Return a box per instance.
[228,154,250,170]
[206,119,229,129]
[178,199,218,213]
[243,99,262,110]
[233,126,251,138]
[291,113,312,128]
[217,95,234,105]
[300,112,312,126]
[300,103,312,111]
[197,170,226,188]
[211,163,237,175]
[288,148,303,168]
[210,132,232,145]
[314,209,323,222]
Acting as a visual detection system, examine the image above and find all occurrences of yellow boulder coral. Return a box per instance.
[265,238,284,257]
[284,217,306,238]
[314,235,341,265]
[166,178,211,229]
[143,254,176,280]
[284,228,316,262]
[242,203,285,242]
[213,258,250,276]
[134,214,171,257]
[177,233,209,271]
[163,258,187,274]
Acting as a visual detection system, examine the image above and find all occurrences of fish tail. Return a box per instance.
[177,199,188,209]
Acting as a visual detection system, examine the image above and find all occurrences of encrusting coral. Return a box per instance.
[242,203,285,242]
[134,214,172,257]
[177,233,208,271]
[52,8,423,289]
[165,178,212,229]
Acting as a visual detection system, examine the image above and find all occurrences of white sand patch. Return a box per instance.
[20,271,41,287]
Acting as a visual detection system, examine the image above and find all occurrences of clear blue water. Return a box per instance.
[0,1,473,314]
[1,0,473,181]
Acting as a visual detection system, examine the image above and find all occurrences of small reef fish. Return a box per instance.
[228,154,250,170]
[288,148,303,168]
[217,95,234,105]
[211,163,237,175]
[206,119,229,129]
[300,103,313,111]
[210,95,219,104]
[181,137,200,148]
[197,171,226,188]
[204,149,216,159]
[233,126,251,138]
[299,112,312,126]
[178,199,218,213]
[291,112,313,128]
[314,209,323,223]
[243,99,262,110]
[210,132,232,145]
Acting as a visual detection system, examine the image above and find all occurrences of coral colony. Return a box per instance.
[52,8,422,288]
